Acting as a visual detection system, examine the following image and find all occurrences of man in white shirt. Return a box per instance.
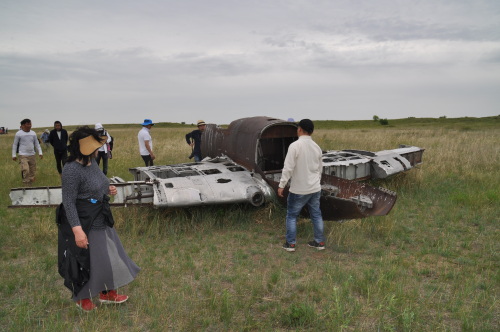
[138,119,155,166]
[12,118,43,185]
[278,119,325,252]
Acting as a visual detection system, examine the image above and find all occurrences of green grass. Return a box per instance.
[314,115,500,130]
[0,116,499,331]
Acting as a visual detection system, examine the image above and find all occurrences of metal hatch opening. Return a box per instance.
[257,124,297,172]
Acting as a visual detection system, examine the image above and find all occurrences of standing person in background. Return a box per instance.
[40,129,50,150]
[57,126,140,311]
[94,123,111,175]
[138,119,155,166]
[49,121,68,176]
[278,119,326,252]
[12,119,43,186]
[185,120,206,162]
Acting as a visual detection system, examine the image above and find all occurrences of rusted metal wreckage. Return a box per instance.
[9,117,424,221]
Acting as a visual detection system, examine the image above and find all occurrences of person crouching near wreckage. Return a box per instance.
[56,126,140,312]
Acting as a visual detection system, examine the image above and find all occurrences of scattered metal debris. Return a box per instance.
[9,116,424,222]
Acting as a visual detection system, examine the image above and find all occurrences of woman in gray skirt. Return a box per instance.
[58,126,140,311]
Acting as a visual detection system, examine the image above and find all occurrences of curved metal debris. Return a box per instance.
[9,116,423,222]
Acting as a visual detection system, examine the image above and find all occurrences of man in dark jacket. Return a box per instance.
[49,121,69,175]
[185,120,206,162]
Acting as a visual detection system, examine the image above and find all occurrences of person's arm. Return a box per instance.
[185,132,193,146]
[72,226,88,249]
[48,131,55,146]
[317,148,323,182]
[12,134,19,160]
[144,140,155,160]
[34,133,43,158]
[109,185,117,196]
[62,165,86,248]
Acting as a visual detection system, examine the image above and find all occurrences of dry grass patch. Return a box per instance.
[0,122,498,331]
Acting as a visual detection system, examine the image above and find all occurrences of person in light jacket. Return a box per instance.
[278,119,326,252]
[12,119,43,186]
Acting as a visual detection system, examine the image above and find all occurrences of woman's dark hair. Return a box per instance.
[67,126,106,165]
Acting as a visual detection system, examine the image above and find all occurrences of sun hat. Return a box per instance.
[141,119,154,126]
[95,123,104,130]
[79,135,107,156]
[197,120,206,126]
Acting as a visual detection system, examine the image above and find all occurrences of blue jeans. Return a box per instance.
[286,191,325,245]
[194,154,202,162]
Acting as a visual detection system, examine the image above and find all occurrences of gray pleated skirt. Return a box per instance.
[73,227,140,301]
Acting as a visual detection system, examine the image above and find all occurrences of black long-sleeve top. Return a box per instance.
[49,129,69,152]
[62,160,110,230]
[185,129,202,158]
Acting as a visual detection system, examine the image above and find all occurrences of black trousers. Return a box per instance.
[95,151,109,175]
[141,155,154,167]
[54,150,68,174]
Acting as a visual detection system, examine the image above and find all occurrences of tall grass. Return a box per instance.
[0,120,498,331]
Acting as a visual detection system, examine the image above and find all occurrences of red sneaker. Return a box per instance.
[76,298,97,312]
[99,290,129,304]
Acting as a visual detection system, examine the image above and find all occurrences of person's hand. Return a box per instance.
[39,155,43,159]
[12,157,17,161]
[72,226,88,249]
[190,142,194,147]
[109,185,117,196]
[278,188,284,198]
[150,153,156,160]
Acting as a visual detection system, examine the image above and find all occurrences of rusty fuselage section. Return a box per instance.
[201,116,402,220]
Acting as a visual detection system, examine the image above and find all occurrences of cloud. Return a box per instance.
[0,0,499,129]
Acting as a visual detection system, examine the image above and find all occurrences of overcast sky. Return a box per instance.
[1,0,499,130]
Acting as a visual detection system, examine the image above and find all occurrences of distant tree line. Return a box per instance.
[373,115,389,125]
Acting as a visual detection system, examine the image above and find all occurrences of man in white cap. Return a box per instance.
[94,123,112,175]
[138,119,155,166]
[185,120,206,162]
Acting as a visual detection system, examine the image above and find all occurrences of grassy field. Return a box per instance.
[0,117,498,331]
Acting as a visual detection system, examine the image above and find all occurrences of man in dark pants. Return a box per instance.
[94,123,111,175]
[185,120,206,162]
[138,119,155,166]
[49,121,68,175]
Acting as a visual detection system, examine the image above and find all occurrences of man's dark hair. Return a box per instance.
[20,119,31,125]
[67,126,106,166]
[54,121,62,126]
[298,119,314,134]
